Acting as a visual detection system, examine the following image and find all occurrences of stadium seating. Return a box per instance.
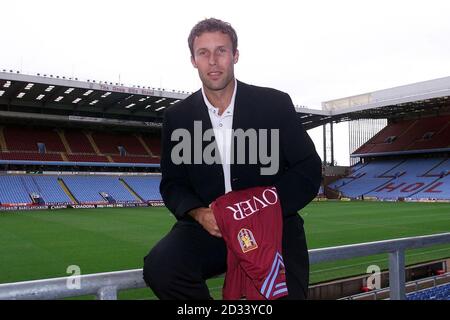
[412,174,450,200]
[91,132,149,155]
[338,177,393,198]
[62,176,140,203]
[354,120,416,154]
[364,158,443,199]
[0,151,63,161]
[4,127,66,152]
[365,176,438,199]
[407,283,450,300]
[353,116,450,155]
[0,125,161,165]
[142,136,161,157]
[328,178,354,190]
[64,130,97,154]
[405,117,450,151]
[0,175,73,205]
[329,160,402,198]
[343,115,450,200]
[66,154,110,163]
[0,174,163,206]
[424,159,449,176]
[110,155,160,164]
[122,176,162,201]
[0,175,34,204]
[329,158,450,200]
[353,159,403,177]
[382,158,444,177]
[350,162,366,173]
[421,124,450,149]
[22,176,73,204]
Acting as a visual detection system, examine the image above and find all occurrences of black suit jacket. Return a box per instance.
[160,80,322,220]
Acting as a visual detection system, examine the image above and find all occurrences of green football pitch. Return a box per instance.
[0,201,449,299]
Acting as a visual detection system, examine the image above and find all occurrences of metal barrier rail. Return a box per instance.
[0,232,449,300]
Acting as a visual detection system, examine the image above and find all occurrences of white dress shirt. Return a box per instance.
[201,79,237,194]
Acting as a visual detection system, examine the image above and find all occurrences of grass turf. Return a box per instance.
[0,201,449,299]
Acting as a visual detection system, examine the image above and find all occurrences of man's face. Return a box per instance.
[191,31,239,92]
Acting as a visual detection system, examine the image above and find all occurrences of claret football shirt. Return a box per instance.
[211,186,288,300]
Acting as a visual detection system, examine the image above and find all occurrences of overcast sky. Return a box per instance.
[2,0,450,165]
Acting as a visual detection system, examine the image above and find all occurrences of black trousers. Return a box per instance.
[143,214,309,300]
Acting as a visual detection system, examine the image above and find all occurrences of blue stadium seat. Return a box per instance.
[407,283,450,300]
[62,175,140,204]
[328,158,450,200]
[122,176,162,201]
[0,175,32,204]
[22,175,72,204]
[0,174,164,206]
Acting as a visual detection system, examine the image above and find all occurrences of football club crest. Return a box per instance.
[238,228,258,253]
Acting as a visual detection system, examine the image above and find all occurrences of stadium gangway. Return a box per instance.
[0,232,449,300]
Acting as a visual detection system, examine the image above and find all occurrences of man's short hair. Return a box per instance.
[188,18,238,57]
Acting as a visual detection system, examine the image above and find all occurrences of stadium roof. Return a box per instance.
[321,76,450,124]
[1,70,449,131]
[0,70,189,130]
[268,76,450,129]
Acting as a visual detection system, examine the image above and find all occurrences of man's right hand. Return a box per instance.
[188,207,222,238]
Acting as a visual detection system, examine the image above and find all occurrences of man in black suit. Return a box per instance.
[143,18,322,300]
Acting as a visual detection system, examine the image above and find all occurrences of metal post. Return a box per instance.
[330,122,334,166]
[323,124,327,164]
[389,250,406,300]
[96,286,118,300]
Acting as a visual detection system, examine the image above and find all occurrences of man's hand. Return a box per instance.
[188,207,222,238]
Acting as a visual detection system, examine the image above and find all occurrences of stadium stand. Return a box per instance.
[22,175,73,204]
[0,125,160,166]
[365,158,444,199]
[354,120,416,154]
[122,176,163,201]
[405,117,450,151]
[62,175,141,204]
[0,174,162,206]
[141,136,161,157]
[4,126,66,152]
[0,151,63,161]
[110,155,160,164]
[367,175,440,200]
[381,158,446,177]
[64,129,97,154]
[66,154,110,163]
[0,175,35,204]
[329,158,450,200]
[412,174,450,200]
[331,159,402,198]
[424,158,449,176]
[350,162,366,173]
[327,111,450,201]
[407,283,450,300]
[91,132,149,156]
[353,116,450,155]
